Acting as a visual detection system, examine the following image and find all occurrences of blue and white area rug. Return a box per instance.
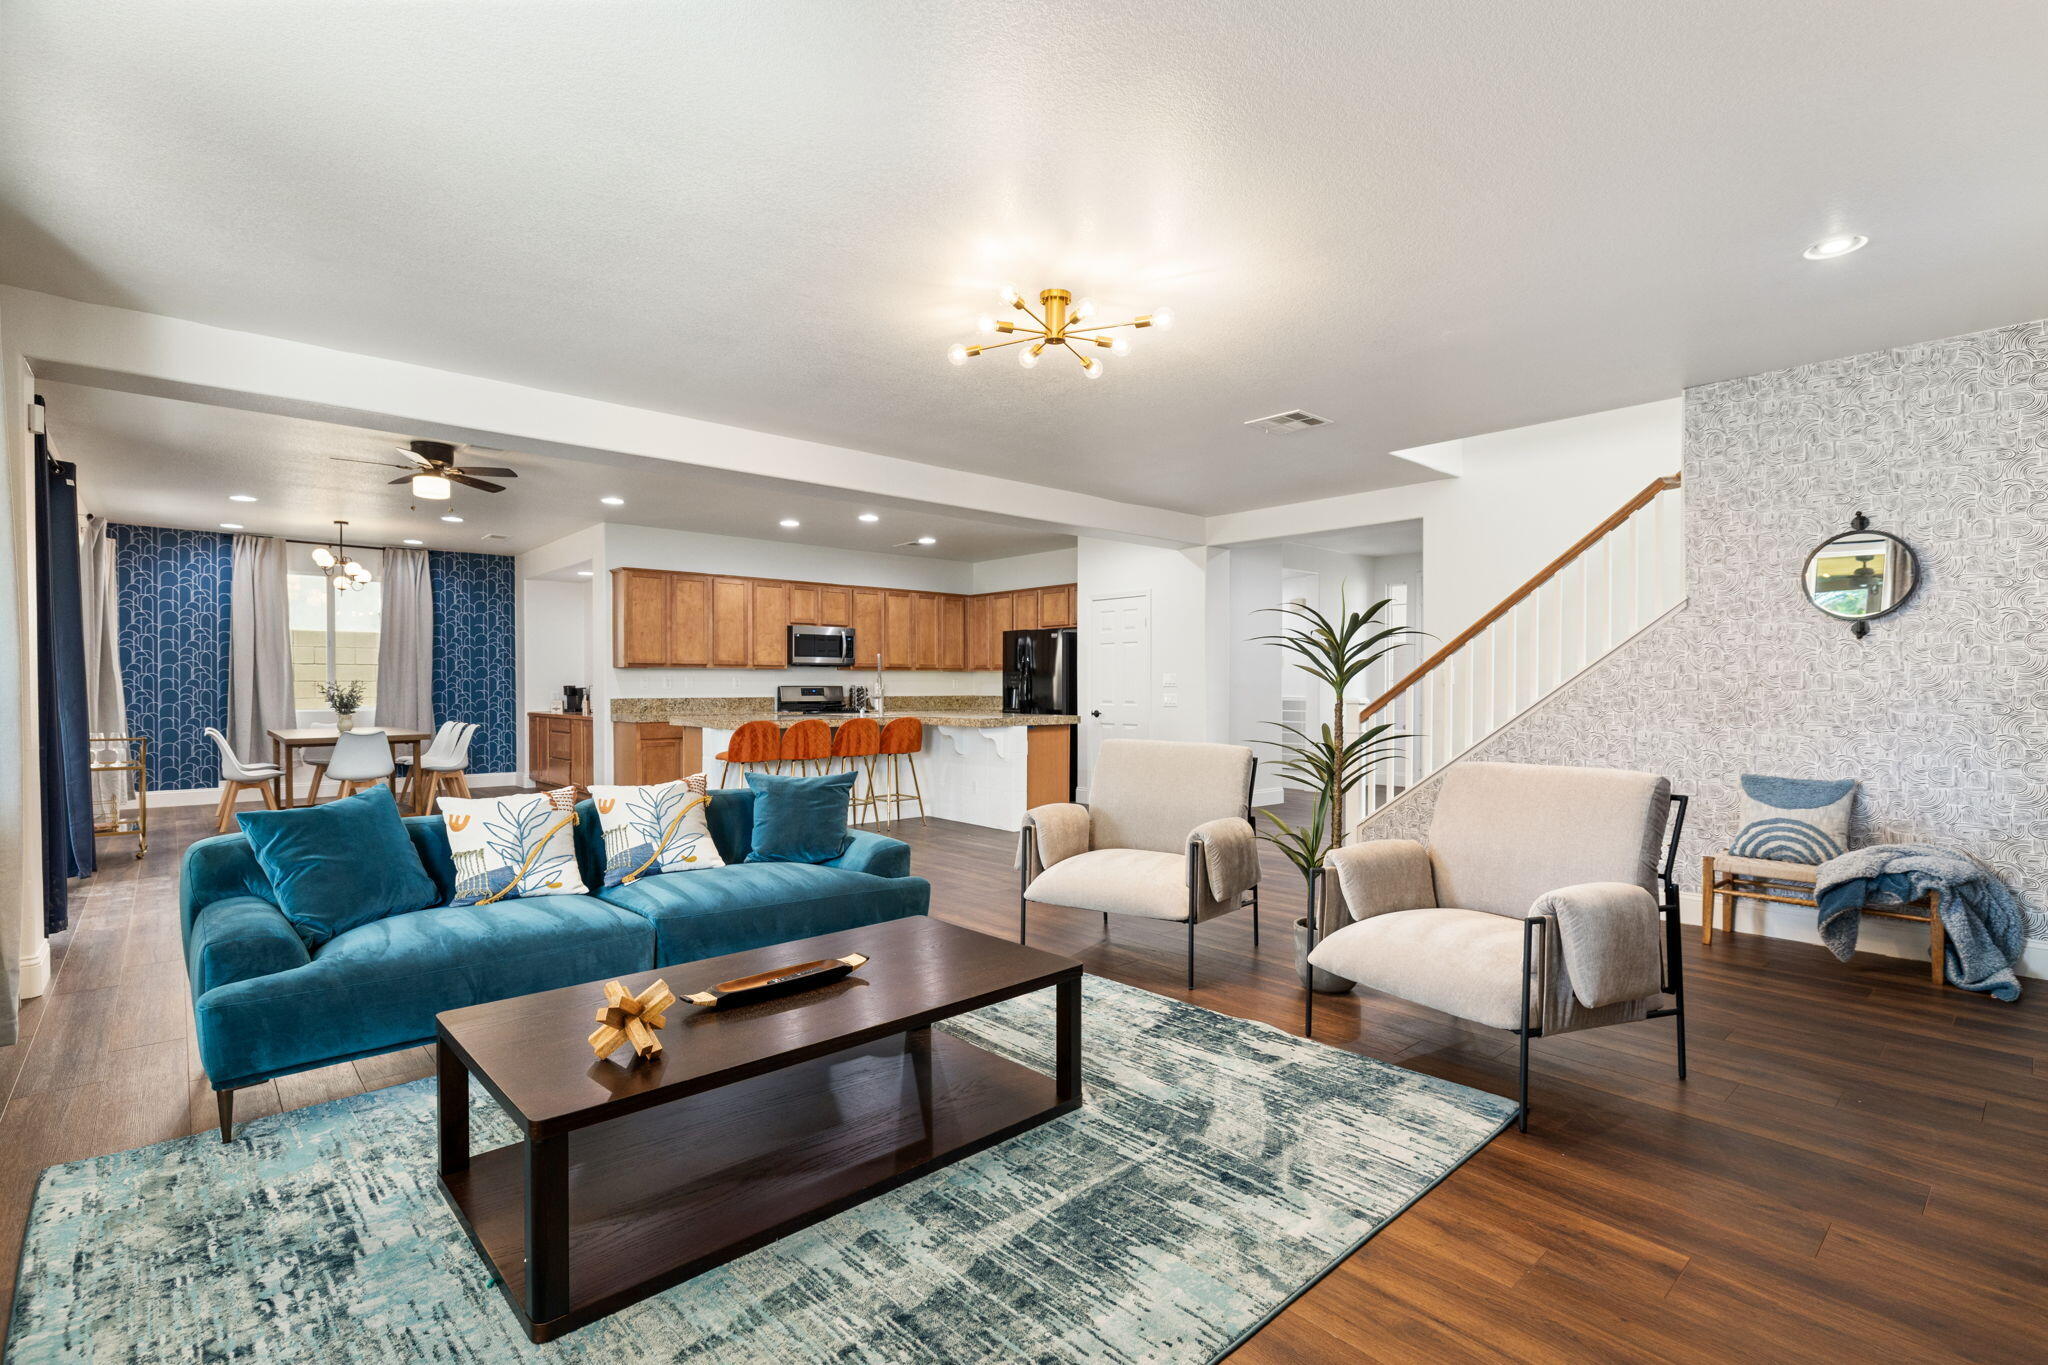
[7,978,1514,1364]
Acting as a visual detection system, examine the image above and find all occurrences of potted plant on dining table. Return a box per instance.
[320,679,366,732]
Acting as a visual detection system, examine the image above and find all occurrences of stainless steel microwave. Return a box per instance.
[788,624,856,667]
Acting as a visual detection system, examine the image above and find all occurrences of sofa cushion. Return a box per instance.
[234,785,440,949]
[1025,848,1191,922]
[743,771,856,863]
[191,894,652,1090]
[1308,908,1537,1032]
[595,862,929,966]
[1426,762,1670,918]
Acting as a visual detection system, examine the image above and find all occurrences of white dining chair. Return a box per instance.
[203,727,284,833]
[325,729,397,799]
[415,721,477,812]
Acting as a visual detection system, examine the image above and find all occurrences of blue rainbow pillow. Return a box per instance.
[1731,775,1856,864]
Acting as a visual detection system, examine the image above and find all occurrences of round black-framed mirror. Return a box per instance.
[1801,513,1917,637]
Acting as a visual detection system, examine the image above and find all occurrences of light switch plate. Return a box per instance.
[1162,673,1178,687]
[1162,691,1179,708]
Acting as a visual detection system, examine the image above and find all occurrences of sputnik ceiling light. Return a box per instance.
[948,286,1173,379]
[309,520,373,591]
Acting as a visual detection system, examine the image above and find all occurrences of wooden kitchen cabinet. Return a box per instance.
[1038,583,1076,628]
[966,594,992,670]
[613,569,671,667]
[911,593,939,669]
[668,573,711,666]
[749,580,790,667]
[990,591,1015,653]
[938,594,967,670]
[883,591,915,669]
[851,587,886,670]
[787,583,819,625]
[528,712,593,787]
[611,721,700,786]
[818,585,852,626]
[1012,589,1040,631]
[710,577,751,667]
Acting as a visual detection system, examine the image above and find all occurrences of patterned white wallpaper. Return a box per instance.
[1362,317,2048,941]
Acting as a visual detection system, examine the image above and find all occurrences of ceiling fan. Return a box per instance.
[333,439,519,497]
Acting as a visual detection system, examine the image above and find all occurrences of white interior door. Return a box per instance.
[1084,592,1151,789]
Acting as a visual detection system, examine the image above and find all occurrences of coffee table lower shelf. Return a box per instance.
[437,1028,1074,1342]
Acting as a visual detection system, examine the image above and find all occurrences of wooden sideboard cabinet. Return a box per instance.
[528,711,593,788]
[612,567,1077,670]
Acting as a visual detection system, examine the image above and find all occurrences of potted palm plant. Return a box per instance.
[320,679,366,732]
[1251,594,1417,991]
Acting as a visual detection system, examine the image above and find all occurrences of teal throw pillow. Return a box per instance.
[236,785,441,948]
[743,771,856,864]
[1730,774,1856,864]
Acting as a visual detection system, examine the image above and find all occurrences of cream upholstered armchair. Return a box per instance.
[1307,761,1689,1130]
[1020,739,1260,988]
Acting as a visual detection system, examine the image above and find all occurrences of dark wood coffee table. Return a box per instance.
[433,915,1083,1342]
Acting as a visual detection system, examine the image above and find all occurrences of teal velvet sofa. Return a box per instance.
[181,791,929,1139]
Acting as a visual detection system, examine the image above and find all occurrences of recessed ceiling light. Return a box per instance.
[219,522,243,530]
[401,538,423,545]
[916,536,937,546]
[441,514,464,523]
[227,494,257,503]
[1803,233,1868,260]
[858,513,880,523]
[577,570,594,578]
[601,496,625,506]
[779,518,801,529]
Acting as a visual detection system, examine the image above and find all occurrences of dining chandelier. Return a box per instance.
[309,519,372,591]
[947,286,1173,379]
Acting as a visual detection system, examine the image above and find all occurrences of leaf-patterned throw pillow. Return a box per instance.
[439,786,590,906]
[588,775,727,887]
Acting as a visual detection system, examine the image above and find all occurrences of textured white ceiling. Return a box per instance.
[41,382,1073,560]
[6,1,2047,516]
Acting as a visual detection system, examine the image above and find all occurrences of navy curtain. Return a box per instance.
[34,396,95,933]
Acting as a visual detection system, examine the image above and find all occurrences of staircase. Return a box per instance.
[1355,473,1685,819]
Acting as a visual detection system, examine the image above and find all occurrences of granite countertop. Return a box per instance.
[611,696,1076,728]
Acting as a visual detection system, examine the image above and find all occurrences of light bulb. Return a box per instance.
[998,283,1021,307]
[1082,356,1105,379]
[1073,297,1095,322]
[916,536,937,546]
[947,343,969,366]
[311,546,336,569]
[411,473,453,500]
[976,315,997,334]
[1110,336,1131,356]
[1803,233,1868,260]
[332,573,352,590]
[402,538,423,545]
[441,514,464,524]
[1149,307,1175,330]
[1019,345,1041,369]
[779,518,801,529]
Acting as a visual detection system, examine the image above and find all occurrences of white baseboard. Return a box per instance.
[1252,784,1286,809]
[1682,892,2046,982]
[17,945,49,1000]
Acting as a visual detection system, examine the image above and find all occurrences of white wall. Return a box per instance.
[970,547,1077,594]
[1221,544,1283,803]
[521,579,592,712]
[1207,399,1683,642]
[1,297,37,1015]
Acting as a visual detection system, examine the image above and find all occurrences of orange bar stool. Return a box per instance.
[778,718,833,778]
[830,717,883,824]
[715,720,783,788]
[876,717,928,827]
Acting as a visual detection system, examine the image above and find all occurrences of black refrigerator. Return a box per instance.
[1002,627,1077,714]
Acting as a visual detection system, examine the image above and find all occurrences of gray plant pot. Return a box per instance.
[1294,916,1356,994]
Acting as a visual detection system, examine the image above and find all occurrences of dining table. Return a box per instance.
[267,726,434,810]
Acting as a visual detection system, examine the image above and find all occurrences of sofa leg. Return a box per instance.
[217,1088,236,1143]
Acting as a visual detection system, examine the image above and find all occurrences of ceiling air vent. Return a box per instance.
[1244,409,1332,435]
[481,533,509,541]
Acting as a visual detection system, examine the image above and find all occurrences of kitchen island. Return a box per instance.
[610,697,1077,831]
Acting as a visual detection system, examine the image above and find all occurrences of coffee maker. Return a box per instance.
[561,685,588,715]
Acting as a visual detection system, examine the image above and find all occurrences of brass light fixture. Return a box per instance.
[310,519,373,592]
[948,286,1173,379]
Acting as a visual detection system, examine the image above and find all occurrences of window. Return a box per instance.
[288,547,383,721]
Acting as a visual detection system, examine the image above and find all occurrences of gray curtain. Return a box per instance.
[79,513,130,813]
[375,548,435,734]
[229,534,295,764]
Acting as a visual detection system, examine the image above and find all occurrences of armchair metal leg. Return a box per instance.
[1102,911,1109,936]
[1518,916,1538,1133]
[1186,919,1195,990]
[1303,868,1320,1038]
[217,1088,236,1143]
[1251,883,1260,945]
[1019,825,1032,945]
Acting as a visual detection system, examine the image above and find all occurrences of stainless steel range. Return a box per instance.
[775,684,857,716]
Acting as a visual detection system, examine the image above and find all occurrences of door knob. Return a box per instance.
[1089,710,1101,718]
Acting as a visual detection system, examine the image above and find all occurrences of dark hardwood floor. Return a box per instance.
[3,793,2044,1359]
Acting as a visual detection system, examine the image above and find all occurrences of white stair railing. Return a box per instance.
[1356,474,1684,820]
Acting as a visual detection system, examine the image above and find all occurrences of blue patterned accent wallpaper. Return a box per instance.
[430,550,516,775]
[113,525,232,791]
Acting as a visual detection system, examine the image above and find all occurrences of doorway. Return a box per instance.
[1083,591,1150,796]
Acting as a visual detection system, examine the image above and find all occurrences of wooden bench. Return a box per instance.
[1701,852,1943,986]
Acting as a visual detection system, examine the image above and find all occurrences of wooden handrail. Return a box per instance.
[1358,473,1681,721]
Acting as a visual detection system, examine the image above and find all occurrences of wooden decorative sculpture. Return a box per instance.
[587,978,675,1061]
[683,953,870,1009]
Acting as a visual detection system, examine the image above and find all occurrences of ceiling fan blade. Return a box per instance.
[453,466,517,478]
[332,457,408,468]
[388,475,417,485]
[448,473,505,493]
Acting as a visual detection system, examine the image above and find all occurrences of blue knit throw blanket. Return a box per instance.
[1814,844,2025,1001]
